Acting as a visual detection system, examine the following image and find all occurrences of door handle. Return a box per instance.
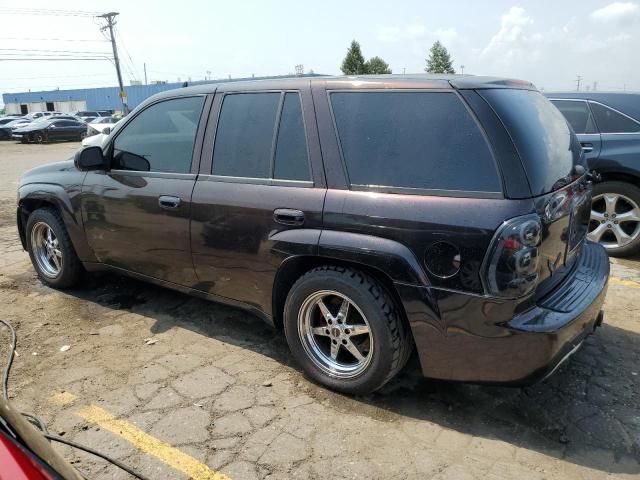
[159,195,181,209]
[273,208,305,226]
[581,142,593,153]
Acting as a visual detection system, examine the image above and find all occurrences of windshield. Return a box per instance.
[480,89,585,196]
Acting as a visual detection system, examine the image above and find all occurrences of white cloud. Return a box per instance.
[406,24,426,37]
[377,24,452,43]
[481,6,534,58]
[377,26,402,42]
[433,27,458,45]
[590,2,639,22]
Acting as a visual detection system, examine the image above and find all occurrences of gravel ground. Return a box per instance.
[0,141,639,480]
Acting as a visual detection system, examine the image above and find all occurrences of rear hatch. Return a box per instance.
[479,88,591,295]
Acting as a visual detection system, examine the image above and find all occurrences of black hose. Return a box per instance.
[45,435,151,480]
[1,318,150,480]
[0,319,16,401]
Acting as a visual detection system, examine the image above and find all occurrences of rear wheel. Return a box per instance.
[284,266,411,395]
[26,208,83,288]
[588,181,640,256]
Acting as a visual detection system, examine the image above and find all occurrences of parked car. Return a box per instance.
[0,118,32,139]
[82,119,120,147]
[86,116,118,137]
[12,118,87,143]
[0,115,24,127]
[546,92,640,256]
[17,76,609,395]
[72,110,109,122]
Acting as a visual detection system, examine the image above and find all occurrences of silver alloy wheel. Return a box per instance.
[588,193,640,249]
[298,290,373,379]
[30,222,63,278]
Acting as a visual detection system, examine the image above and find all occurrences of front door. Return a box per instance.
[190,89,326,315]
[82,95,209,286]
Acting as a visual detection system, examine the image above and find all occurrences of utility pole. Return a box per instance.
[575,75,582,92]
[144,62,148,85]
[98,12,129,114]
[593,81,598,92]
[460,65,465,74]
[206,70,211,81]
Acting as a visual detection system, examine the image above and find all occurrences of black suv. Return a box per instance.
[17,76,609,394]
[547,92,640,256]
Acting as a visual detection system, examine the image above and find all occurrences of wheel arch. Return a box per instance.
[18,185,96,262]
[271,255,412,336]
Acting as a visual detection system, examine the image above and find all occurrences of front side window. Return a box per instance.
[212,92,311,181]
[589,102,640,133]
[551,100,597,134]
[330,91,501,193]
[112,96,204,173]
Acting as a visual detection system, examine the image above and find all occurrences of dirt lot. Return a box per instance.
[0,141,639,480]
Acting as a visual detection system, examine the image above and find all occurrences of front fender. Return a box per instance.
[18,183,97,262]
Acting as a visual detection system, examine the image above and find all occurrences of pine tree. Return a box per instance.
[425,41,455,74]
[341,40,368,75]
[365,56,392,74]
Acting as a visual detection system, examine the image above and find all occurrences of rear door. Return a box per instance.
[550,99,602,163]
[190,87,326,315]
[82,95,210,286]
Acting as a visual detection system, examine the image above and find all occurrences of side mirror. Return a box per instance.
[103,127,112,135]
[75,146,106,171]
[48,124,56,129]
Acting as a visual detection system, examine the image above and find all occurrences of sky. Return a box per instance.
[0,0,639,104]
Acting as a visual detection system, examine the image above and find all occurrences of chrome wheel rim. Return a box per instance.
[30,222,62,278]
[298,290,373,379]
[588,193,640,250]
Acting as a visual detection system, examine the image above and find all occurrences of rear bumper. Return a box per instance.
[399,241,609,384]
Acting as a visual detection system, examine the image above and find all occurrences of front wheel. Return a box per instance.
[34,132,45,144]
[26,208,83,288]
[588,181,640,257]
[284,266,411,395]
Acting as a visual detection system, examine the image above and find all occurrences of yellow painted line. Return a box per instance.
[52,391,78,407]
[51,393,229,480]
[610,276,640,288]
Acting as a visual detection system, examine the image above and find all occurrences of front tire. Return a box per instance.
[34,132,45,144]
[588,181,640,257]
[284,266,411,395]
[26,208,83,288]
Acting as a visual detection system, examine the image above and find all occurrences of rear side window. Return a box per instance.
[329,92,501,193]
[213,92,311,181]
[551,100,597,134]
[273,93,310,181]
[481,89,583,196]
[589,102,640,133]
[113,96,204,173]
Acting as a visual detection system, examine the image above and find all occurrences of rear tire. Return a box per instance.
[283,266,411,395]
[589,181,640,257]
[26,208,83,289]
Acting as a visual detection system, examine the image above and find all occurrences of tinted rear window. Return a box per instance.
[481,89,583,196]
[590,102,640,133]
[330,92,501,193]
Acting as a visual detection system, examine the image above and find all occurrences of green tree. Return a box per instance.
[425,41,455,74]
[365,56,392,74]
[341,40,368,75]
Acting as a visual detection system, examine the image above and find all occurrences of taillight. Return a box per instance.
[482,214,542,298]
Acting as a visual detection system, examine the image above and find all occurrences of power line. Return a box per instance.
[0,58,111,61]
[0,37,109,43]
[0,8,101,17]
[0,49,111,55]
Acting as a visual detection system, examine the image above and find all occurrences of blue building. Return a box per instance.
[2,74,321,115]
